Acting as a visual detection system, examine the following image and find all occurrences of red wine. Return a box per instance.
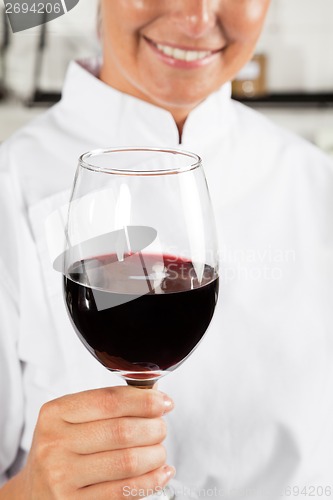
[64,253,218,377]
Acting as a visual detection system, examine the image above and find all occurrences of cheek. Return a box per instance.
[245,0,269,23]
[111,0,161,26]
[102,0,157,40]
[223,0,269,43]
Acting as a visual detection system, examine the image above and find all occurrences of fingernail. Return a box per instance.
[162,393,174,413]
[163,465,176,479]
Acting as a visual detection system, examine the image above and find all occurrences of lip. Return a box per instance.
[143,36,223,69]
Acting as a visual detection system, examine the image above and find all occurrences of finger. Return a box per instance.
[67,417,167,454]
[78,464,176,500]
[75,444,167,487]
[45,386,174,424]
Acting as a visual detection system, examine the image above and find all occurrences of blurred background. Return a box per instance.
[0,0,333,157]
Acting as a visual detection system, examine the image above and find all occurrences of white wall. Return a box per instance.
[257,0,333,92]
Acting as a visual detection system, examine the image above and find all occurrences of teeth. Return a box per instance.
[156,43,212,61]
[174,48,186,60]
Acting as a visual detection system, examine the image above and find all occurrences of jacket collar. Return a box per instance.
[59,58,233,150]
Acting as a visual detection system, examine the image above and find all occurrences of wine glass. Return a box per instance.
[62,147,219,497]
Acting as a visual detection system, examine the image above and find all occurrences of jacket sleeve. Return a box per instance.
[0,143,24,484]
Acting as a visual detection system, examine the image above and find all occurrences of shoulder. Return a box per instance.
[0,102,83,206]
[229,99,333,179]
[206,99,333,211]
[0,105,60,173]
[0,104,72,276]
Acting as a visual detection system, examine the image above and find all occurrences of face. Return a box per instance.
[100,0,270,123]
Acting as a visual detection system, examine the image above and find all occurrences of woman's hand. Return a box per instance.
[3,386,175,499]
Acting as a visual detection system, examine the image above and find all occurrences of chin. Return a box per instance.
[148,86,217,111]
[166,76,226,102]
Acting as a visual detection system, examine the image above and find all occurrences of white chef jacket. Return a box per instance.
[0,59,333,499]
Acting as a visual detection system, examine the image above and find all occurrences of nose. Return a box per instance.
[173,0,217,38]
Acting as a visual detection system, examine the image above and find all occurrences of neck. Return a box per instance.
[99,64,192,140]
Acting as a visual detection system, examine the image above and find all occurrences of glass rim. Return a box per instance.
[79,147,202,176]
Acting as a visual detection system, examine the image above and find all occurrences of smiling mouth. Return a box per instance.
[144,36,222,62]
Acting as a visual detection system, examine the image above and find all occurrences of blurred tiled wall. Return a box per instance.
[1,0,99,98]
[1,0,333,99]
